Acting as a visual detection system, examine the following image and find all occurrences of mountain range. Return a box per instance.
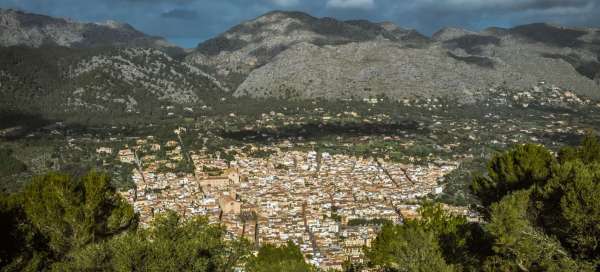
[189,11,600,100]
[1,8,599,122]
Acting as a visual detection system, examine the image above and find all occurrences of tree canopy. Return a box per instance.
[246,241,315,272]
[363,132,600,272]
[0,171,251,272]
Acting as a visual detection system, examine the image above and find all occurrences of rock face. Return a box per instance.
[187,11,600,100]
[185,11,430,90]
[0,9,182,54]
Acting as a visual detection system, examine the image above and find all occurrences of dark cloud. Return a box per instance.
[510,0,592,10]
[413,0,594,11]
[1,0,599,48]
[161,9,198,20]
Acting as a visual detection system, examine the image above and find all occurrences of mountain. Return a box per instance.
[0,46,227,124]
[187,11,600,100]
[0,9,230,124]
[0,9,183,55]
[185,11,431,90]
[1,9,600,125]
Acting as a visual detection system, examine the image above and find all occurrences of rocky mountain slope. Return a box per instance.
[1,9,599,124]
[185,11,430,90]
[0,9,182,55]
[0,9,227,123]
[187,11,600,100]
[0,46,226,123]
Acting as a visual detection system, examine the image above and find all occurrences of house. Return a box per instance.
[96,147,113,155]
[118,149,135,164]
[150,143,161,151]
[398,207,420,221]
[165,140,178,148]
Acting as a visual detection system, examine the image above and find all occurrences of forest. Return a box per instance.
[1,133,600,271]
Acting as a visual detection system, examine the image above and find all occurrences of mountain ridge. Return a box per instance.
[1,8,599,122]
[0,8,183,55]
[189,11,599,100]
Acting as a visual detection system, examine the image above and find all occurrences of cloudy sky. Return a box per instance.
[1,0,599,48]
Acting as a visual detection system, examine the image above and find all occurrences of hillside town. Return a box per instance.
[74,84,598,269]
[116,136,468,269]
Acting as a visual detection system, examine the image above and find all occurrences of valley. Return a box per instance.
[1,7,600,271]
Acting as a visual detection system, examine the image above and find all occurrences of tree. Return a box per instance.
[365,222,455,272]
[246,241,315,272]
[143,211,247,271]
[577,131,600,163]
[536,160,600,262]
[20,172,137,259]
[55,211,250,272]
[473,135,600,270]
[1,171,252,271]
[416,203,490,271]
[0,193,46,271]
[471,144,555,207]
[483,190,591,272]
[558,132,600,164]
[0,171,136,270]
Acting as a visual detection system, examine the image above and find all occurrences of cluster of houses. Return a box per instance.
[118,139,461,270]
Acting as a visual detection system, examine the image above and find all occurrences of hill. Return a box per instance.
[0,8,183,55]
[186,11,600,100]
[0,46,226,124]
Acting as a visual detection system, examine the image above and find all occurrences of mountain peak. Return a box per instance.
[378,21,402,32]
[508,22,590,48]
[0,9,181,54]
[96,20,134,30]
[432,27,477,41]
[190,9,432,82]
[260,10,315,20]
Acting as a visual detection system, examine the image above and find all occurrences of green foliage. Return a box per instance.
[364,135,600,271]
[471,144,555,207]
[363,203,489,272]
[437,157,487,207]
[0,148,27,177]
[0,193,44,271]
[404,144,434,158]
[365,221,455,272]
[536,160,600,262]
[558,131,600,164]
[246,241,315,272]
[472,135,600,270]
[577,132,600,163]
[483,190,591,271]
[203,165,224,176]
[347,218,392,226]
[21,172,137,257]
[56,211,250,272]
[415,203,491,270]
[0,171,137,271]
[250,149,276,159]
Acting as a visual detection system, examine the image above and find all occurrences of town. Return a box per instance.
[2,84,600,269]
[118,138,465,269]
